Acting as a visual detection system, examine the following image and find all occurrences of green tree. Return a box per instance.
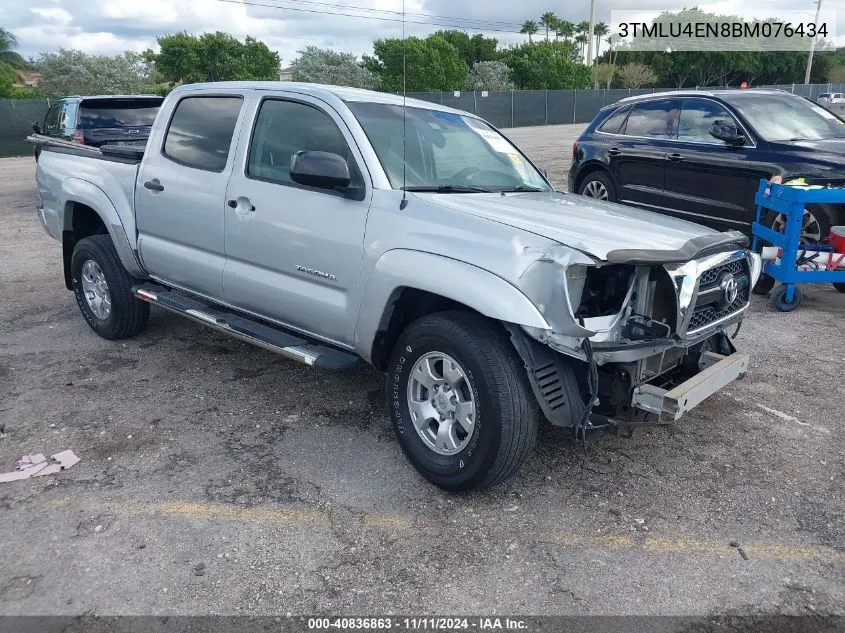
[575,34,589,62]
[591,63,614,89]
[35,50,154,95]
[0,28,16,54]
[539,12,558,41]
[0,28,27,69]
[556,20,575,43]
[520,20,539,43]
[0,61,16,97]
[466,61,513,90]
[500,40,590,89]
[432,30,498,68]
[617,62,657,88]
[575,22,591,60]
[593,22,609,58]
[291,46,376,89]
[362,35,468,92]
[151,32,279,85]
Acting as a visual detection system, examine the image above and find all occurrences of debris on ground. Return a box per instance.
[0,450,79,483]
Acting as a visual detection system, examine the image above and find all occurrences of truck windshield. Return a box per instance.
[348,102,552,193]
[727,94,845,141]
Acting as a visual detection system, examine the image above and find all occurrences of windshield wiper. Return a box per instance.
[403,184,493,193]
[498,185,544,192]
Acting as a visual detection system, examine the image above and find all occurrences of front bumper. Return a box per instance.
[631,351,749,422]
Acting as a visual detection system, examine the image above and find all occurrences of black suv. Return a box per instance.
[34,95,163,150]
[569,90,845,242]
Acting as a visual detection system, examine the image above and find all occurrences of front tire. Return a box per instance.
[387,311,539,492]
[71,235,149,340]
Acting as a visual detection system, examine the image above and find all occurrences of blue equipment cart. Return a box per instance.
[751,179,845,312]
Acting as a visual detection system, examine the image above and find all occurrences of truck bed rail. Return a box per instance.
[27,134,145,162]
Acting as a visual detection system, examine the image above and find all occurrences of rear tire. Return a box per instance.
[764,204,844,244]
[578,171,616,203]
[387,311,539,492]
[833,283,845,294]
[71,235,149,340]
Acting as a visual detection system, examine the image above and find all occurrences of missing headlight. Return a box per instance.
[574,265,634,319]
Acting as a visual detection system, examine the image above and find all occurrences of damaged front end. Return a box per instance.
[511,233,762,430]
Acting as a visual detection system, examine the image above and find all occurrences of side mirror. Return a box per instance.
[290,150,351,190]
[31,122,42,134]
[540,167,549,179]
[709,120,745,145]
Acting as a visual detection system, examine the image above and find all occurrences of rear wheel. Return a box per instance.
[578,171,616,203]
[767,204,843,245]
[387,311,539,491]
[71,235,149,340]
[833,283,845,294]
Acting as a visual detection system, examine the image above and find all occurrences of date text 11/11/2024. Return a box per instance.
[307,617,529,630]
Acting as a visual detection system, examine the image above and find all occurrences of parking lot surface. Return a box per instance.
[0,125,843,620]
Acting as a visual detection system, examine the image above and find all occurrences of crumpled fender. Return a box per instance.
[354,249,550,361]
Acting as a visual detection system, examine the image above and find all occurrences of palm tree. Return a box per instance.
[575,22,590,60]
[540,12,558,41]
[575,34,589,62]
[556,20,575,43]
[520,20,539,43]
[0,28,17,54]
[593,22,609,59]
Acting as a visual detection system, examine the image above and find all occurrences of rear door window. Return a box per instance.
[163,96,243,172]
[597,105,630,134]
[622,100,674,138]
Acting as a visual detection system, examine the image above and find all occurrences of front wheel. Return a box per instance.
[387,312,539,492]
[71,235,149,340]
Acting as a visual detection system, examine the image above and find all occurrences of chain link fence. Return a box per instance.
[0,98,51,158]
[1,83,843,157]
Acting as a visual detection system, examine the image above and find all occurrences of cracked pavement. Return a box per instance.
[0,125,843,621]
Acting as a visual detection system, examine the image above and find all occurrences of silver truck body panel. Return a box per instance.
[35,150,144,277]
[33,81,759,425]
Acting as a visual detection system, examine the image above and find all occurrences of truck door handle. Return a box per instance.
[608,147,622,157]
[144,179,164,192]
[668,153,684,162]
[227,199,256,212]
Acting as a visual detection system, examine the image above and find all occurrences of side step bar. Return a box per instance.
[133,284,358,370]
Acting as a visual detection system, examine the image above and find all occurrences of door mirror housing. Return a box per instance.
[31,122,42,134]
[290,151,351,190]
[709,120,745,145]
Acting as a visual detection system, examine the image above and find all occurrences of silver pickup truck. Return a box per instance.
[32,82,762,491]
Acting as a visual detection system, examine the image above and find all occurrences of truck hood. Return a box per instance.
[414,190,724,261]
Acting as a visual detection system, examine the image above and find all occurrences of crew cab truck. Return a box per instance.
[31,82,763,491]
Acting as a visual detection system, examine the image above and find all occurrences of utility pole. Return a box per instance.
[803,0,822,84]
[586,0,597,66]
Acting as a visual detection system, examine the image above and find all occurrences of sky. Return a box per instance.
[2,0,843,66]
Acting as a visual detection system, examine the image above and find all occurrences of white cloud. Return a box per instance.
[1,0,842,62]
[30,7,74,24]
